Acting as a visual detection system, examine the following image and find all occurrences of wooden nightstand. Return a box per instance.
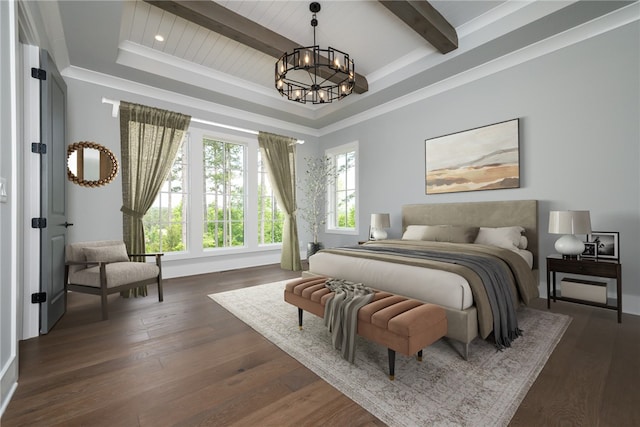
[546,254,622,323]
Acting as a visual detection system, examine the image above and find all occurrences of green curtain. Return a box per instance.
[258,131,302,271]
[119,101,191,297]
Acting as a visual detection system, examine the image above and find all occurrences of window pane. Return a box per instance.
[203,138,246,249]
[257,150,283,244]
[328,146,357,231]
[143,140,188,253]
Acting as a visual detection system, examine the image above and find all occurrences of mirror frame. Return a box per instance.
[67,141,119,187]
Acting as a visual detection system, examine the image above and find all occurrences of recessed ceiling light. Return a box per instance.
[155,34,165,42]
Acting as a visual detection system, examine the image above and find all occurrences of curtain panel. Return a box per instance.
[119,101,191,297]
[258,132,302,271]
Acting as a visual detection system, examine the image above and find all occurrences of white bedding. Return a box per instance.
[307,247,533,311]
[308,252,474,310]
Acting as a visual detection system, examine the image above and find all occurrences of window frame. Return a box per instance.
[143,125,283,260]
[326,141,359,236]
[202,136,247,250]
[257,150,285,246]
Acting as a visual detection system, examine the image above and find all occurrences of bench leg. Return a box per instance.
[298,308,303,330]
[388,348,395,380]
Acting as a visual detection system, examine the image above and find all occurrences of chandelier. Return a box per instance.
[275,2,355,104]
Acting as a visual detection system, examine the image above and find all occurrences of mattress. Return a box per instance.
[308,251,474,310]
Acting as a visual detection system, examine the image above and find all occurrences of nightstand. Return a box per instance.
[546,254,622,323]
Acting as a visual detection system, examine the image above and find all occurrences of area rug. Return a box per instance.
[209,281,570,427]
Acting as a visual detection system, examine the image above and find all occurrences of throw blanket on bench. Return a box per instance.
[323,278,375,362]
[322,241,536,349]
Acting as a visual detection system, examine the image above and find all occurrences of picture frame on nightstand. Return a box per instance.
[581,241,597,258]
[587,231,619,260]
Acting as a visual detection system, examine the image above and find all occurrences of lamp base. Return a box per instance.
[554,234,585,257]
[372,228,387,240]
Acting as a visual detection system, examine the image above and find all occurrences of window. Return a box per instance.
[258,151,284,244]
[327,142,358,233]
[203,138,245,248]
[143,139,189,253]
[143,126,284,255]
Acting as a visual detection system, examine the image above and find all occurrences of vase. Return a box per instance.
[307,242,323,259]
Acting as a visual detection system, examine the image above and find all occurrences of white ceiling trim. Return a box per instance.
[36,0,70,70]
[455,0,565,38]
[311,0,581,121]
[116,40,319,120]
[60,65,322,138]
[319,2,640,136]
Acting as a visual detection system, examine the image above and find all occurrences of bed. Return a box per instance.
[304,200,540,359]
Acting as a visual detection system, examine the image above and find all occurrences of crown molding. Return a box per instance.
[116,40,320,121]
[61,65,321,138]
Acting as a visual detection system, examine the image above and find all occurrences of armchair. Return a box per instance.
[64,240,163,320]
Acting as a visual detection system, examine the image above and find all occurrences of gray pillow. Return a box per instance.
[448,226,480,243]
[83,244,129,263]
[422,225,479,243]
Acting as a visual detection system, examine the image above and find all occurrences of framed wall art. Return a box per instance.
[425,118,520,195]
[587,231,619,260]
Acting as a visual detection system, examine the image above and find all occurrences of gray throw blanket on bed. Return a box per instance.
[342,246,523,349]
[323,278,375,362]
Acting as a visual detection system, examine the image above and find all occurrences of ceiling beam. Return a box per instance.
[379,0,458,54]
[144,0,368,94]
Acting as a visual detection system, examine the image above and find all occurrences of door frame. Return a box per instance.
[21,43,41,340]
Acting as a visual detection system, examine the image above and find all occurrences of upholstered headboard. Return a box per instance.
[402,200,539,269]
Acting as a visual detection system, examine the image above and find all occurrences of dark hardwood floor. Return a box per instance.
[3,263,639,426]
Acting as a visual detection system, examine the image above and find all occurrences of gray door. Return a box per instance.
[39,49,68,334]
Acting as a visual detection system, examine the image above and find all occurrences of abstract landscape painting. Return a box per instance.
[425,119,520,194]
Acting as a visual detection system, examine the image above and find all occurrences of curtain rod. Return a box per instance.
[101,98,304,144]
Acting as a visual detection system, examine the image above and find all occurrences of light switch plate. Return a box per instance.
[0,177,7,203]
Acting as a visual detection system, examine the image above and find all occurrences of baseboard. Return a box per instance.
[0,381,18,419]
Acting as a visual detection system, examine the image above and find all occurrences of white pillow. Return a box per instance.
[518,235,528,250]
[402,225,429,240]
[474,226,525,251]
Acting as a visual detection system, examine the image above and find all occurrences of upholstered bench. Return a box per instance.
[284,276,448,380]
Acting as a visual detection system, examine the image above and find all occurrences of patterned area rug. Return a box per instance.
[209,281,570,427]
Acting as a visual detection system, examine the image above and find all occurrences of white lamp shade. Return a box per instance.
[370,213,390,229]
[548,210,591,235]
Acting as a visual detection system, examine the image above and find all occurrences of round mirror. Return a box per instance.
[67,141,119,187]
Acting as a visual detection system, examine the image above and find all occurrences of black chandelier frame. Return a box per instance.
[275,2,355,104]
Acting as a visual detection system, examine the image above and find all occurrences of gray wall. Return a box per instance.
[319,23,640,314]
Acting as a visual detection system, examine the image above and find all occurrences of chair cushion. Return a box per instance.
[83,243,129,263]
[66,240,127,275]
[69,262,159,288]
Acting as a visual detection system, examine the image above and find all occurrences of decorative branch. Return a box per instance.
[298,156,336,244]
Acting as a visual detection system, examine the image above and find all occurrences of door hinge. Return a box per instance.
[31,67,47,80]
[31,218,47,229]
[31,292,47,304]
[31,142,47,154]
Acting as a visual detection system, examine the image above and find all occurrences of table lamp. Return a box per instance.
[548,210,591,258]
[370,213,390,240]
